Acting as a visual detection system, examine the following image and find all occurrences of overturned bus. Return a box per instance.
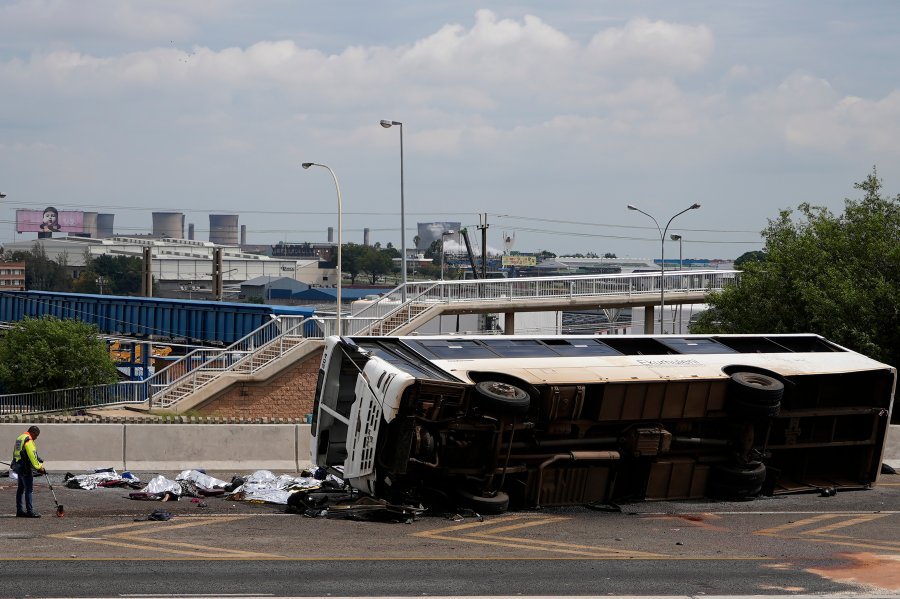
[311,334,895,513]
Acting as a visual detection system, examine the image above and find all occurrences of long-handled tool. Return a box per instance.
[2,460,64,517]
[46,475,64,517]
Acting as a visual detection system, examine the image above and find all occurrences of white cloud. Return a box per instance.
[785,91,900,153]
[585,18,714,72]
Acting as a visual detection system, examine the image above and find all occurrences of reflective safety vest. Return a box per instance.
[12,432,43,472]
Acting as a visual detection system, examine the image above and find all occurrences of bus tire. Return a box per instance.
[474,381,531,414]
[727,372,783,418]
[453,488,510,515]
[708,462,766,500]
[729,372,784,403]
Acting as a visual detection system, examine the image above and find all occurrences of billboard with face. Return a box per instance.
[16,208,85,233]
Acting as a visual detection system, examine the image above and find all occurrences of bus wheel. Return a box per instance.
[707,462,767,500]
[453,488,510,515]
[474,381,531,414]
[727,372,783,418]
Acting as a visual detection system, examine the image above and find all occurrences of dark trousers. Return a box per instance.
[15,464,34,515]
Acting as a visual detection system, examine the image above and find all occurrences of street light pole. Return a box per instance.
[670,233,684,333]
[302,162,343,336]
[380,119,406,301]
[627,203,700,333]
[670,234,683,270]
[440,229,455,281]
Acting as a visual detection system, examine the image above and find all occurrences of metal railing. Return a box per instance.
[0,270,738,414]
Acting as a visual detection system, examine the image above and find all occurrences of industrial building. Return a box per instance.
[0,236,337,300]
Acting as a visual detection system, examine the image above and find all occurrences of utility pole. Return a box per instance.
[141,247,153,297]
[212,248,224,301]
[477,213,489,279]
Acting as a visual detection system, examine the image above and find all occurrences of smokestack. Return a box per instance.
[188,223,194,240]
[240,224,247,246]
[363,228,370,246]
[327,227,334,243]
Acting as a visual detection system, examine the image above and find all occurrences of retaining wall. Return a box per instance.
[1,423,897,474]
[0,423,313,472]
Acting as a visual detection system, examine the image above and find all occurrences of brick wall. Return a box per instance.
[196,347,323,419]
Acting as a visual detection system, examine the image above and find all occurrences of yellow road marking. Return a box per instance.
[414,514,664,558]
[47,515,283,559]
[755,514,839,536]
[801,514,887,536]
[755,513,900,553]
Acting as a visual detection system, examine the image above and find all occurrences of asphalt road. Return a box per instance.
[1,470,899,598]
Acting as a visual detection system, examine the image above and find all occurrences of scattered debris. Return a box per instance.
[135,509,173,522]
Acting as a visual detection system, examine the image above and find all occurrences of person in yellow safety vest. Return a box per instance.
[12,426,45,518]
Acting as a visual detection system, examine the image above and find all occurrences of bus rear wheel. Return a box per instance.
[474,380,531,414]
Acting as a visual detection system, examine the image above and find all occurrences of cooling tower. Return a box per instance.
[96,214,115,238]
[188,223,195,240]
[327,227,334,243]
[240,225,247,246]
[82,212,98,237]
[209,214,239,245]
[152,212,185,239]
[363,228,370,246]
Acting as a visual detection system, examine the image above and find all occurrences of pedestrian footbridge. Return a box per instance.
[0,270,737,415]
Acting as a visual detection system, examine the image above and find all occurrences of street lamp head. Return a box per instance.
[670,234,682,241]
[690,203,701,209]
[301,162,313,169]
[380,119,395,128]
[627,204,638,211]
[0,192,6,199]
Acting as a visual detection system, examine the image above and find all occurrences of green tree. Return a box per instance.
[692,168,900,370]
[0,316,120,393]
[361,247,395,284]
[341,243,367,284]
[93,254,143,295]
[734,251,767,267]
[21,243,71,291]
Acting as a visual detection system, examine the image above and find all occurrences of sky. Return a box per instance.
[1,1,899,261]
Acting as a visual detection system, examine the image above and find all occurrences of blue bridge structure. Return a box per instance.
[0,290,316,346]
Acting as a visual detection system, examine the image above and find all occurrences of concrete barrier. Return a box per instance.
[124,424,299,471]
[1,423,313,472]
[0,423,125,471]
[885,424,900,468]
[1,423,897,473]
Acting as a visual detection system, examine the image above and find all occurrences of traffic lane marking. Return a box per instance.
[415,514,669,558]
[755,513,900,553]
[47,515,284,559]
